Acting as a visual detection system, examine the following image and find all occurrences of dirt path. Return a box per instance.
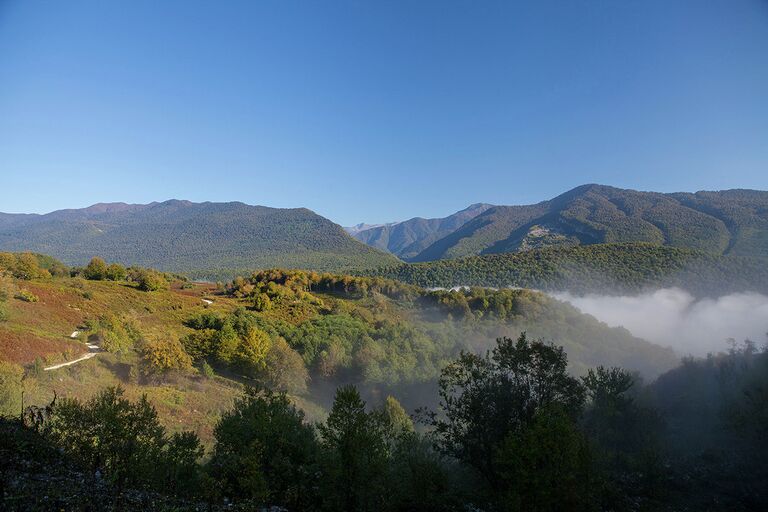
[44,340,101,371]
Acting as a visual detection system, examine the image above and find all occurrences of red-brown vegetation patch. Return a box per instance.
[0,327,86,365]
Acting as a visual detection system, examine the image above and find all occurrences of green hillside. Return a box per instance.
[408,185,768,261]
[0,201,398,277]
[352,203,493,259]
[368,243,768,296]
[1,254,674,434]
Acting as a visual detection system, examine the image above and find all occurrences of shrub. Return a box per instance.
[235,328,272,376]
[15,290,39,303]
[141,336,193,375]
[180,329,218,362]
[200,361,215,378]
[134,269,168,292]
[0,303,8,323]
[105,263,127,281]
[83,257,109,280]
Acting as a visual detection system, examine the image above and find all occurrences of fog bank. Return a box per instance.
[553,288,768,356]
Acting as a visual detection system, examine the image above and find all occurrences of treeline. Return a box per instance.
[0,252,181,292]
[4,335,766,511]
[365,243,768,295]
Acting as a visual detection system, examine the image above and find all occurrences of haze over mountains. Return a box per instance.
[351,184,768,262]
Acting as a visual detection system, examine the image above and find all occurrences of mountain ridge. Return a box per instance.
[0,200,398,275]
[383,185,768,261]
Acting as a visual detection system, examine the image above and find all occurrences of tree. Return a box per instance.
[140,336,193,375]
[236,327,272,376]
[215,321,240,364]
[318,385,390,512]
[180,329,217,362]
[208,386,320,509]
[261,337,309,394]
[423,333,586,492]
[44,386,202,500]
[382,395,414,435]
[494,405,593,512]
[105,263,127,281]
[83,257,108,280]
[132,268,168,291]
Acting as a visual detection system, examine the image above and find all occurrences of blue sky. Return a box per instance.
[1,1,767,225]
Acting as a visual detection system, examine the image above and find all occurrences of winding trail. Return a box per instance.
[44,341,101,371]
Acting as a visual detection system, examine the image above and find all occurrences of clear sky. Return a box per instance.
[1,1,767,226]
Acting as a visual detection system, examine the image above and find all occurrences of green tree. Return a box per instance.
[495,405,593,512]
[83,257,108,280]
[216,321,240,364]
[208,386,320,509]
[44,386,202,500]
[318,385,390,512]
[236,327,272,376]
[382,395,414,435]
[105,262,127,281]
[424,333,586,494]
[261,337,309,394]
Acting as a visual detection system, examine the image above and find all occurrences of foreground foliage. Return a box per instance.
[3,335,766,511]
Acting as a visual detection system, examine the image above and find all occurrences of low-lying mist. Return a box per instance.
[553,288,768,356]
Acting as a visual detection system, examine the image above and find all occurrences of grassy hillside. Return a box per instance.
[0,200,399,277]
[368,243,768,296]
[409,185,768,261]
[1,255,676,446]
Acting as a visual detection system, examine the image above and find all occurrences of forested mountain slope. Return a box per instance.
[352,203,493,260]
[408,185,768,261]
[0,200,398,276]
[368,243,768,296]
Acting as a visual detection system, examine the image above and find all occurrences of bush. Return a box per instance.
[0,303,8,323]
[133,269,168,292]
[141,336,193,375]
[83,257,109,280]
[200,361,215,378]
[105,263,127,281]
[14,290,39,303]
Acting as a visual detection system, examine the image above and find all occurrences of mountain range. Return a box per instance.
[0,200,397,277]
[1,185,766,280]
[351,184,768,262]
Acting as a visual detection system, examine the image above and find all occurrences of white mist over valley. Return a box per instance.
[554,288,768,356]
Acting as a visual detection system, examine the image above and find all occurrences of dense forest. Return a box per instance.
[367,243,768,296]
